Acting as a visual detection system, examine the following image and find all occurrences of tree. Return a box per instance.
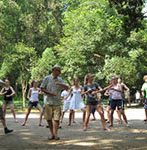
[56,0,124,80]
[109,0,144,35]
[31,48,57,81]
[102,56,137,85]
[0,43,37,108]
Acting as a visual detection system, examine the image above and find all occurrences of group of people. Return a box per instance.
[0,65,147,141]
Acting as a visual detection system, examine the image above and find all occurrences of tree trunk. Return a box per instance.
[21,80,28,109]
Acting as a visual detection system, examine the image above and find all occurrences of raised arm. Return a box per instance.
[0,88,6,95]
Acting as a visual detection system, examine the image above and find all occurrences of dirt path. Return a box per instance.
[0,108,147,150]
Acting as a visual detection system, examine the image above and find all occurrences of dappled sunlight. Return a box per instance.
[73,142,96,146]
[22,137,30,140]
[129,147,147,150]
[136,137,146,140]
[20,132,33,136]
[99,139,123,144]
[129,129,147,133]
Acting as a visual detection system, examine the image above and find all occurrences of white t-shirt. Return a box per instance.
[61,90,71,101]
[29,88,40,102]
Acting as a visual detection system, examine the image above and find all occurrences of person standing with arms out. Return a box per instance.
[0,79,17,123]
[40,65,68,140]
[82,73,108,131]
[108,76,128,127]
[68,78,86,126]
[0,80,13,134]
[117,77,129,125]
[21,80,43,126]
[141,75,147,123]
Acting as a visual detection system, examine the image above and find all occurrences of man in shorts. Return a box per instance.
[0,80,13,134]
[40,65,68,140]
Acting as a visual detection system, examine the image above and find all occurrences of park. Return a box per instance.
[0,0,147,150]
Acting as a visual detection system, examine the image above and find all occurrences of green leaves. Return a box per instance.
[102,56,137,85]
[31,48,57,80]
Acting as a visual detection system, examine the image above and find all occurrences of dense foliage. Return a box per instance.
[0,0,147,105]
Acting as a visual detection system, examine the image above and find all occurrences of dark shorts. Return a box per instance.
[0,107,4,120]
[28,101,39,108]
[3,100,13,105]
[144,99,147,110]
[121,99,125,110]
[110,99,123,110]
[86,100,98,106]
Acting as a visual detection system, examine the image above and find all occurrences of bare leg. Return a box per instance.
[110,109,114,127]
[22,107,32,126]
[53,120,60,138]
[36,105,43,126]
[47,120,54,138]
[116,108,122,124]
[81,109,86,123]
[1,118,6,128]
[83,105,91,131]
[120,109,128,125]
[1,118,13,134]
[96,105,107,130]
[68,110,74,126]
[39,107,45,125]
[106,106,111,123]
[72,111,76,123]
[2,104,7,118]
[10,104,17,122]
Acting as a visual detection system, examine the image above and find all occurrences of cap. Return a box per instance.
[52,65,61,71]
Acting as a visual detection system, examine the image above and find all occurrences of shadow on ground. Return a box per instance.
[0,116,147,150]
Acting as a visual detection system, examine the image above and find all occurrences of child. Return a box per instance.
[60,88,75,125]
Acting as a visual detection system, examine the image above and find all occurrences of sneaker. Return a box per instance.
[54,136,60,140]
[108,124,113,128]
[48,136,55,140]
[125,124,130,127]
[58,126,62,129]
[21,123,25,126]
[4,128,13,134]
[39,124,44,127]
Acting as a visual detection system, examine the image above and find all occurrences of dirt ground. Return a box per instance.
[0,107,147,150]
